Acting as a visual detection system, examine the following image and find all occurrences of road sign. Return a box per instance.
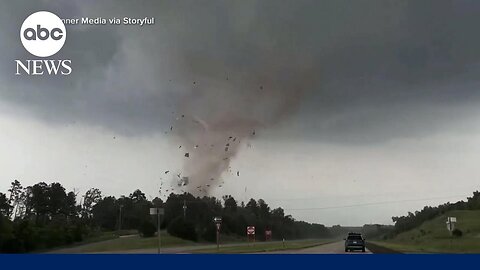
[265,230,272,241]
[446,216,457,233]
[213,217,222,251]
[148,207,164,254]
[149,208,164,215]
[247,226,255,235]
[213,217,222,231]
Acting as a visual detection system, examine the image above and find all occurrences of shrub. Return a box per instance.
[167,216,197,241]
[71,225,84,242]
[139,220,157,237]
[13,220,38,251]
[452,229,463,238]
[201,224,217,242]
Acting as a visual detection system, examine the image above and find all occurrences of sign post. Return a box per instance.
[213,217,222,251]
[150,208,165,254]
[265,229,272,241]
[446,216,457,235]
[246,226,255,244]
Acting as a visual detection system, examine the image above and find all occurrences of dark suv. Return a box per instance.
[344,233,365,252]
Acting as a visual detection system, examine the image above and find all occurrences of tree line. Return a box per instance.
[391,190,480,236]
[0,180,331,253]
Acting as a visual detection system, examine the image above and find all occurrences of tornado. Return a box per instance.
[171,53,317,194]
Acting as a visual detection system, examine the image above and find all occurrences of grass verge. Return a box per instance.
[192,239,334,253]
[48,231,194,253]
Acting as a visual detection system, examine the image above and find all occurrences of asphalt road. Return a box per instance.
[50,239,371,254]
[266,241,372,254]
[50,239,308,254]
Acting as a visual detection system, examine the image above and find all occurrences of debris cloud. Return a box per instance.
[168,54,318,194]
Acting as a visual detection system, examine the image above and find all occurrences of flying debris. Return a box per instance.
[237,171,240,176]
[195,145,199,148]
[233,137,236,142]
[182,114,185,118]
[177,173,181,178]
[180,177,189,186]
[252,130,256,136]
[185,153,190,157]
[164,171,170,174]
[170,126,173,131]
[226,143,230,147]
[113,136,116,139]
[229,136,233,139]
[179,145,182,148]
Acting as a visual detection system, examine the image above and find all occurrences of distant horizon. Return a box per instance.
[2,0,480,227]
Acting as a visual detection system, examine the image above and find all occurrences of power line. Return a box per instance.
[284,194,469,211]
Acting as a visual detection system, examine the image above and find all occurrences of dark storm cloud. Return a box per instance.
[1,0,480,142]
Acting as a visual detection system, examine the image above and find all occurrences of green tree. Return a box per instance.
[0,193,11,217]
[92,196,118,230]
[25,182,49,225]
[7,180,23,219]
[47,183,67,216]
[81,188,102,220]
[246,199,258,217]
[64,191,78,218]
[223,195,237,213]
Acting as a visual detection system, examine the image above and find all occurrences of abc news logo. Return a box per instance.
[15,11,72,75]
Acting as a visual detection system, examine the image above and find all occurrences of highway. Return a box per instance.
[50,239,373,254]
[266,241,372,254]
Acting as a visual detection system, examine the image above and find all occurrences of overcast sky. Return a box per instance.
[1,0,480,226]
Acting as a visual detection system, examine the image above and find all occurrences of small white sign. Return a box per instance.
[150,208,165,215]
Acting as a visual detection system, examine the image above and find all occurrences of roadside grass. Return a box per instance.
[374,210,480,253]
[192,239,334,253]
[49,231,195,253]
[371,239,480,253]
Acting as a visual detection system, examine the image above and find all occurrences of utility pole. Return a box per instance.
[157,209,161,254]
[118,205,123,232]
[183,199,187,220]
